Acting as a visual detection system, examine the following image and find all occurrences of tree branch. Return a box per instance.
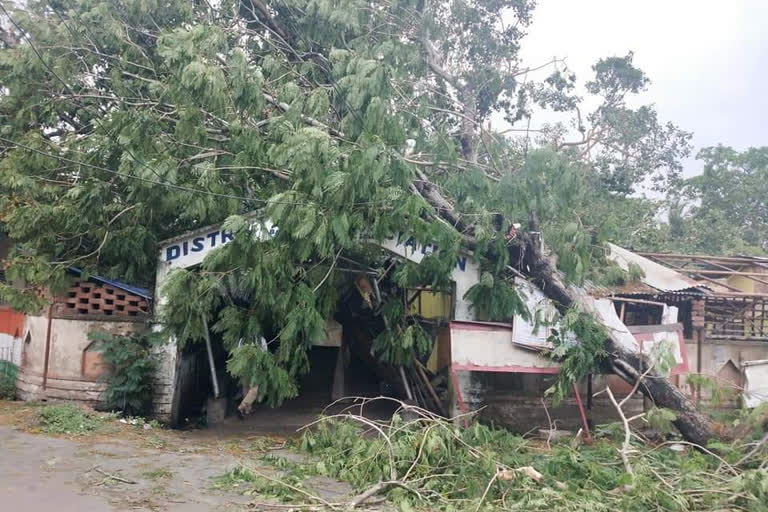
[604,386,635,483]
[420,37,458,89]
[263,93,345,139]
[244,0,290,43]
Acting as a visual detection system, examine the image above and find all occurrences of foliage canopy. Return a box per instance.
[0,0,705,403]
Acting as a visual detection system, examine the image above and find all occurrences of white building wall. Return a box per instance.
[0,332,22,366]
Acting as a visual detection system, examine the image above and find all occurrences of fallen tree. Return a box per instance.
[216,398,768,510]
[0,1,713,443]
[411,163,716,444]
[403,23,715,441]
[514,231,716,444]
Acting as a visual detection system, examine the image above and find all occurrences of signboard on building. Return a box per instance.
[156,214,482,321]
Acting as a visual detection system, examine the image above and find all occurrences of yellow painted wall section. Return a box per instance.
[726,266,768,337]
[426,342,439,373]
[409,290,451,373]
[409,290,452,319]
[727,273,755,294]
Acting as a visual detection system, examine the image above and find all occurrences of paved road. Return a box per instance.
[1,426,118,511]
[0,426,245,511]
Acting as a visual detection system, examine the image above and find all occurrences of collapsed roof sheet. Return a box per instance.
[607,243,701,293]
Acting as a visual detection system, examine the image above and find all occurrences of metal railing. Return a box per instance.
[706,296,768,342]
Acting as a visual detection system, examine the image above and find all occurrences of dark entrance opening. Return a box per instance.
[172,319,396,433]
[169,263,414,432]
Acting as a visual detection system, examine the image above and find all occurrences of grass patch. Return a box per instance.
[213,465,308,502]
[142,467,173,480]
[37,404,107,435]
[141,434,171,450]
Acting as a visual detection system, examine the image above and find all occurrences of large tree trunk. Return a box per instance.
[411,176,716,444]
[513,232,716,445]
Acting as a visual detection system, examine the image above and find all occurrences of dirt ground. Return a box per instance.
[0,401,361,511]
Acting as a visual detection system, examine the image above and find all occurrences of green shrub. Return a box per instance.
[0,360,18,400]
[88,331,160,416]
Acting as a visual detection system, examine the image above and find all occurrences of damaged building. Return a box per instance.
[606,248,768,408]
[151,217,484,427]
[145,217,698,433]
[3,221,767,433]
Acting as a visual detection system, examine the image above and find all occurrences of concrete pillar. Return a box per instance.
[331,346,345,401]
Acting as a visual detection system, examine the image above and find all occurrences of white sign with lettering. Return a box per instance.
[158,220,276,270]
[155,216,479,320]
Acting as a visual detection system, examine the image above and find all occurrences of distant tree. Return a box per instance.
[665,146,768,255]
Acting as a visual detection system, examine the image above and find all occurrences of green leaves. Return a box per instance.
[226,344,298,408]
[158,25,227,67]
[230,50,265,114]
[160,269,222,345]
[645,407,677,434]
[586,52,649,100]
[87,330,160,416]
[180,60,227,110]
[371,299,433,366]
[545,308,609,404]
[373,323,433,367]
[464,272,529,323]
[305,88,330,120]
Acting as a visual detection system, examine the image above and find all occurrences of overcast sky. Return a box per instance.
[518,0,768,177]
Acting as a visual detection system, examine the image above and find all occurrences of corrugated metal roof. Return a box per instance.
[600,279,659,296]
[604,288,707,299]
[68,267,152,300]
[606,243,702,292]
